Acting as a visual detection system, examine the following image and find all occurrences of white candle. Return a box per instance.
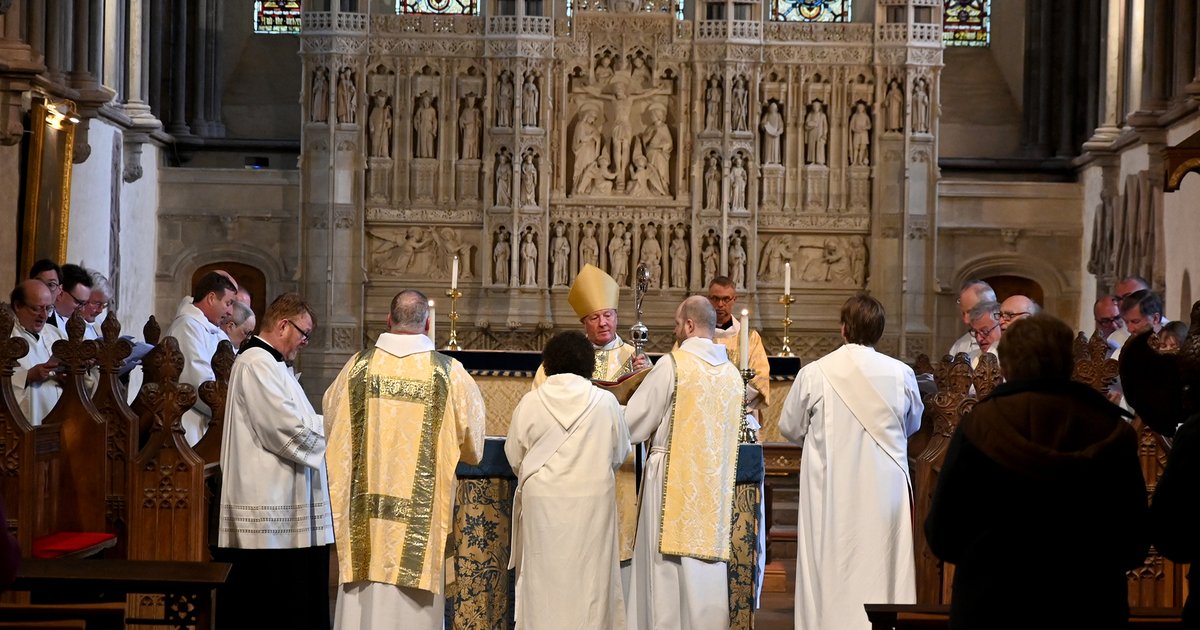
[428,300,436,344]
[451,256,459,290]
[739,309,750,370]
[784,261,791,296]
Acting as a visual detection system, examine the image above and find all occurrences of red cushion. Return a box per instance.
[32,532,117,558]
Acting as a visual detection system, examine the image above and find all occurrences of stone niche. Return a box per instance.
[301,7,941,358]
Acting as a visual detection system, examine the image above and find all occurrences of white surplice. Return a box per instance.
[10,324,65,425]
[218,341,333,550]
[505,373,631,630]
[623,337,731,630]
[947,330,977,359]
[165,302,224,445]
[779,343,923,630]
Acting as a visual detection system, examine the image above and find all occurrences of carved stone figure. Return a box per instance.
[521,231,538,286]
[641,104,672,194]
[496,152,513,206]
[849,102,871,166]
[368,92,392,158]
[551,223,570,287]
[729,234,747,289]
[572,105,603,193]
[669,225,688,289]
[761,101,784,165]
[758,235,795,281]
[641,224,662,287]
[705,155,721,210]
[627,152,668,197]
[414,93,437,159]
[579,223,600,269]
[701,234,718,287]
[522,74,539,127]
[578,82,671,193]
[494,229,511,284]
[729,155,747,212]
[802,238,852,283]
[804,100,828,166]
[337,67,357,124]
[913,78,930,133]
[705,77,721,131]
[576,152,616,195]
[732,76,748,132]
[521,153,538,206]
[884,79,903,132]
[311,67,328,123]
[847,235,867,284]
[460,94,482,159]
[497,71,514,128]
[608,223,630,285]
[629,56,652,90]
[594,55,614,86]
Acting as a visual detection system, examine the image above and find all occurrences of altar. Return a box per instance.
[442,350,798,628]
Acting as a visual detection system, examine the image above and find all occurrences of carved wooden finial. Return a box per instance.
[913,353,933,377]
[142,336,186,386]
[101,309,122,341]
[66,310,87,342]
[1072,331,1088,361]
[972,352,1003,399]
[0,304,30,376]
[51,314,98,375]
[143,315,161,345]
[209,340,235,383]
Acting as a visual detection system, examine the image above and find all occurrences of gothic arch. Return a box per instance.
[159,244,292,314]
[953,252,1078,320]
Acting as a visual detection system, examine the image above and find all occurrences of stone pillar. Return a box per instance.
[45,0,66,81]
[205,0,225,137]
[1190,0,1200,95]
[1143,0,1171,109]
[1173,0,1195,101]
[1087,0,1123,144]
[169,0,190,135]
[1126,0,1144,118]
[189,0,210,134]
[1056,0,1078,157]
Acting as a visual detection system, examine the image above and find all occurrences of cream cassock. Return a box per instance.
[779,343,923,630]
[10,324,66,425]
[505,373,631,630]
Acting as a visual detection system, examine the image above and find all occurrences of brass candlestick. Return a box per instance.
[739,367,758,444]
[778,294,795,357]
[445,288,462,351]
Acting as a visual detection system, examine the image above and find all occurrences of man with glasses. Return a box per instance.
[28,259,62,305]
[968,301,1002,368]
[48,263,93,335]
[708,276,771,422]
[81,269,113,341]
[216,292,333,630]
[998,295,1040,333]
[166,271,237,445]
[1093,296,1124,358]
[948,280,996,359]
[1108,276,1153,351]
[9,280,65,424]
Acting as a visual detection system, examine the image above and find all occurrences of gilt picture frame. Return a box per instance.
[20,95,75,276]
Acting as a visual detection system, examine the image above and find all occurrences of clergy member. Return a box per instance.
[9,280,66,425]
[707,275,771,420]
[215,292,333,630]
[325,289,486,629]
[165,271,236,445]
[948,279,996,358]
[624,296,743,630]
[532,262,649,588]
[779,294,923,630]
[506,330,631,630]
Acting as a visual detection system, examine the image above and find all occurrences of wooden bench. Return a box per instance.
[9,558,231,629]
[864,604,1185,629]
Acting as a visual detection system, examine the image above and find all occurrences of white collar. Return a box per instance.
[179,302,222,335]
[595,335,625,351]
[713,317,739,339]
[679,336,729,366]
[376,332,435,359]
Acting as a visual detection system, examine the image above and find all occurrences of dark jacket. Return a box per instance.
[925,378,1150,630]
[1151,412,1199,627]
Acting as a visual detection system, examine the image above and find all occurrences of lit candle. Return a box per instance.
[428,300,436,344]
[739,309,750,370]
[784,261,791,296]
[451,255,459,290]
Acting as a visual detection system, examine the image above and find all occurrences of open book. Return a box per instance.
[592,367,651,405]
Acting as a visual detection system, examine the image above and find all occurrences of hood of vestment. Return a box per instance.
[536,373,599,430]
[962,377,1136,482]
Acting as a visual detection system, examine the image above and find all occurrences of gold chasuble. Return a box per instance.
[659,349,743,561]
[325,347,485,593]
[712,327,771,409]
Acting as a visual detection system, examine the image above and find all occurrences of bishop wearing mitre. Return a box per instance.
[532,263,649,592]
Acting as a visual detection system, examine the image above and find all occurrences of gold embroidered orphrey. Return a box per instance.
[346,347,453,588]
[658,349,743,562]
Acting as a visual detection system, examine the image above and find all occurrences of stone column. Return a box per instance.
[1143,0,1171,109]
[1173,0,1195,100]
[169,0,191,135]
[205,0,225,136]
[1190,0,1200,95]
[189,0,210,134]
[1088,0,1123,143]
[1126,0,1144,118]
[45,0,66,81]
[1056,0,1078,157]
[28,0,46,57]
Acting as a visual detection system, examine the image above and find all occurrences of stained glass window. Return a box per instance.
[771,0,850,22]
[943,0,990,46]
[395,0,478,14]
[254,0,302,34]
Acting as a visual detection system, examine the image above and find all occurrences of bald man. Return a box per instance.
[624,296,744,630]
[998,295,1040,332]
[9,280,67,424]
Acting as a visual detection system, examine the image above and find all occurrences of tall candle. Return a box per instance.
[739,309,750,370]
[784,261,791,296]
[428,300,436,344]
[451,256,459,290]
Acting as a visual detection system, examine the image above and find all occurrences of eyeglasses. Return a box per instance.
[999,311,1030,321]
[707,295,735,305]
[40,280,61,291]
[86,300,108,310]
[971,323,999,339]
[286,319,311,342]
[69,294,88,309]
[20,303,55,315]
[1097,316,1123,326]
